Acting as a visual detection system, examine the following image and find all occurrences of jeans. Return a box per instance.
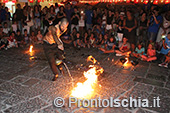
[147,32,157,42]
[43,41,64,75]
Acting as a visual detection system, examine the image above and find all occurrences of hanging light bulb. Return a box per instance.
[153,0,158,4]
[165,0,170,4]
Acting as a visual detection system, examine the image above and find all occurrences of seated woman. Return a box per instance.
[7,32,18,48]
[30,31,38,44]
[61,30,72,44]
[141,43,157,62]
[99,36,116,53]
[132,43,145,58]
[73,32,85,48]
[89,32,96,48]
[95,33,103,48]
[37,30,43,44]
[115,37,131,56]
[82,32,90,48]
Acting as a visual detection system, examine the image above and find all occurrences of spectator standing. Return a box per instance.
[147,7,163,42]
[15,4,23,31]
[85,5,93,30]
[71,7,80,32]
[123,10,137,52]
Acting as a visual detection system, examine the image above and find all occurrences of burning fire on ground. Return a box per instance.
[71,56,104,99]
[29,45,33,53]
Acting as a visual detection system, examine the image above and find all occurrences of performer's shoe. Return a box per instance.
[52,74,58,81]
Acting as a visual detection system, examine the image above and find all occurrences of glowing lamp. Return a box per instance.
[29,0,34,3]
[144,0,148,4]
[3,0,8,3]
[153,0,158,4]
[134,0,139,3]
[165,0,170,4]
[38,0,41,2]
[126,0,130,3]
[12,0,16,3]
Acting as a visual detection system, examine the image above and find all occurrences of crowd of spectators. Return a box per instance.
[0,2,170,67]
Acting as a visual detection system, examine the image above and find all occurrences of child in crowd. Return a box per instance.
[36,30,43,44]
[141,43,157,62]
[70,27,77,41]
[99,34,108,49]
[7,32,18,48]
[62,30,72,44]
[11,21,18,33]
[73,32,85,48]
[95,33,103,48]
[132,43,145,59]
[23,29,30,46]
[83,32,90,48]
[30,31,38,44]
[3,22,10,36]
[100,36,116,53]
[15,30,24,47]
[158,50,170,68]
[89,33,96,47]
[115,37,131,56]
[0,37,9,50]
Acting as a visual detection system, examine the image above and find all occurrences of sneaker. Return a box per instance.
[116,54,122,56]
[164,63,168,68]
[158,62,165,67]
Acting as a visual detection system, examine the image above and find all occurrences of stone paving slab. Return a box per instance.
[0,45,170,113]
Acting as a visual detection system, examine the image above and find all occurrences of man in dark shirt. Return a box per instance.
[0,3,6,24]
[71,7,80,32]
[15,4,23,31]
[43,18,69,81]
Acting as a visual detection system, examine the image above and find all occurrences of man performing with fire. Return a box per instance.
[43,18,69,81]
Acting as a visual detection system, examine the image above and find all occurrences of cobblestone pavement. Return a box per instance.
[0,45,170,113]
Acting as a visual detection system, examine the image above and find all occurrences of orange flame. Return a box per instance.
[29,45,33,53]
[71,57,103,99]
[86,55,97,64]
[123,58,129,66]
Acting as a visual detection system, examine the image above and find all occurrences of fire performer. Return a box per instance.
[43,18,69,81]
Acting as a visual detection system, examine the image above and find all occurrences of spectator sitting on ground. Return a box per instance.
[0,36,9,50]
[89,32,96,48]
[95,33,103,48]
[7,32,18,48]
[30,31,38,44]
[83,32,90,48]
[141,43,157,62]
[37,30,43,44]
[115,37,131,56]
[73,32,85,48]
[158,32,170,66]
[70,27,77,42]
[3,22,10,36]
[158,50,170,68]
[23,29,30,46]
[15,30,24,47]
[99,36,116,53]
[132,43,145,59]
[62,30,72,44]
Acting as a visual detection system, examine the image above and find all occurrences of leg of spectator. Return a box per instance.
[147,56,157,62]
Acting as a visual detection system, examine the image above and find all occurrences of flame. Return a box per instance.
[86,55,97,64]
[29,45,33,53]
[71,57,103,99]
[123,58,129,66]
